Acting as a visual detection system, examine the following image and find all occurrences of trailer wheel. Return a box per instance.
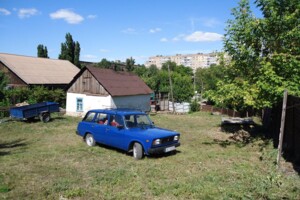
[40,112,50,123]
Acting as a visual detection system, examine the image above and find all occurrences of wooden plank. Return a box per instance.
[277,89,288,169]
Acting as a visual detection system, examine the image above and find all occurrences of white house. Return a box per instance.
[66,66,153,116]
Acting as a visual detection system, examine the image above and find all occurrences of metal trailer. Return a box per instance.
[10,102,60,123]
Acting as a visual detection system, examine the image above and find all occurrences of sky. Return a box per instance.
[0,0,261,64]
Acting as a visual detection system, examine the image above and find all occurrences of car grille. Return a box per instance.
[161,136,174,144]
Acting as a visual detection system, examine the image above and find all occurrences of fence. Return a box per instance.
[267,95,300,164]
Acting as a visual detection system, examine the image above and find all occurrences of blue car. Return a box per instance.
[76,109,180,159]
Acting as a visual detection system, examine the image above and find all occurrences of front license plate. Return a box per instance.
[165,146,176,152]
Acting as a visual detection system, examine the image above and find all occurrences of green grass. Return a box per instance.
[0,112,299,199]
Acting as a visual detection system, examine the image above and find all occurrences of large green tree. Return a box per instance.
[37,44,48,58]
[59,33,81,68]
[125,57,135,72]
[207,0,300,111]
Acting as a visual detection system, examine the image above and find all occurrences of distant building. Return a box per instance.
[0,53,80,89]
[145,52,220,71]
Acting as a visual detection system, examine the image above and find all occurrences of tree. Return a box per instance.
[0,71,7,100]
[207,0,300,111]
[195,64,225,93]
[37,44,48,58]
[74,42,80,68]
[97,58,112,69]
[125,57,135,72]
[59,33,81,68]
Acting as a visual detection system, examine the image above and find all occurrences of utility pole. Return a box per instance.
[168,64,175,113]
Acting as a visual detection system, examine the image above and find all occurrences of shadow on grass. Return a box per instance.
[0,139,27,156]
[23,116,67,123]
[95,142,180,160]
[203,123,270,149]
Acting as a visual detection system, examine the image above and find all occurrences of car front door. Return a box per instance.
[106,114,128,150]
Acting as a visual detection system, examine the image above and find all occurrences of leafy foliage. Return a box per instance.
[190,100,200,112]
[59,33,81,68]
[133,61,194,102]
[37,44,49,58]
[195,64,225,93]
[3,86,66,107]
[208,0,300,111]
[125,57,135,72]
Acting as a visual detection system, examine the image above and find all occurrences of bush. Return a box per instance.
[3,86,66,108]
[190,100,200,112]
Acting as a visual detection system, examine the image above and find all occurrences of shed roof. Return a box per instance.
[74,66,152,96]
[0,53,80,84]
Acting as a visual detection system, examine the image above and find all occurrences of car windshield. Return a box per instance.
[124,114,152,128]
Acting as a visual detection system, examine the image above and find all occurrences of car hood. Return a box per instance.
[128,126,179,139]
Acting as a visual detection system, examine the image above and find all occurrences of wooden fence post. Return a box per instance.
[277,89,288,170]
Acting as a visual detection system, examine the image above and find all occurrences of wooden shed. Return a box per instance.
[66,66,153,116]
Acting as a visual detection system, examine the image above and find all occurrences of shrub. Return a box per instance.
[190,100,200,112]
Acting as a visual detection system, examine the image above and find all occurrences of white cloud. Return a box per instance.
[87,14,97,19]
[83,54,97,59]
[160,38,168,42]
[202,18,220,28]
[0,8,11,15]
[121,28,138,34]
[149,28,161,33]
[50,9,84,24]
[184,31,223,42]
[100,49,110,53]
[172,34,185,42]
[18,8,38,18]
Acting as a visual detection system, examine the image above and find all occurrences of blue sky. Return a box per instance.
[0,0,260,64]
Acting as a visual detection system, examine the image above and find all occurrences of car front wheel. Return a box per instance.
[85,133,96,146]
[133,143,144,160]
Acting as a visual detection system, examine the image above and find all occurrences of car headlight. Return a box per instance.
[153,139,161,145]
[174,135,179,141]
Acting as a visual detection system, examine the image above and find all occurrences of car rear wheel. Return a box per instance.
[85,133,96,146]
[133,143,144,160]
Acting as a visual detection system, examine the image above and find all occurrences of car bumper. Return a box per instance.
[147,143,180,154]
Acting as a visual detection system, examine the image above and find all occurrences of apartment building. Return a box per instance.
[145,53,219,71]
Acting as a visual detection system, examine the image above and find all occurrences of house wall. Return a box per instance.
[112,94,151,112]
[66,93,151,116]
[0,62,27,87]
[66,92,113,117]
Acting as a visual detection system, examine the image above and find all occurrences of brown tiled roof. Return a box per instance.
[87,66,153,96]
[0,53,80,84]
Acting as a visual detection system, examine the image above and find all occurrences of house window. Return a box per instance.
[76,98,83,112]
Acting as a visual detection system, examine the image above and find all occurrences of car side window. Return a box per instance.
[95,113,108,125]
[125,115,136,128]
[83,112,96,122]
[109,114,124,127]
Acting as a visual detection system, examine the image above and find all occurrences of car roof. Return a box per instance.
[88,109,146,115]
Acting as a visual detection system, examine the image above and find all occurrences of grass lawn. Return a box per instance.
[0,112,299,199]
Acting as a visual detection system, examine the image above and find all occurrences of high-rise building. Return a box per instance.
[145,52,220,71]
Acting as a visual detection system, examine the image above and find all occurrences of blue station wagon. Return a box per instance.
[76,109,180,159]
